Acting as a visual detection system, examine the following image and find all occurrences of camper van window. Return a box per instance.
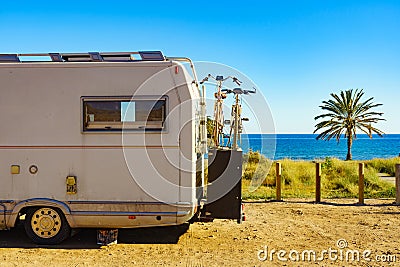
[83,98,166,131]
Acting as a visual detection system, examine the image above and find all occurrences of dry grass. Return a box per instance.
[242,152,397,200]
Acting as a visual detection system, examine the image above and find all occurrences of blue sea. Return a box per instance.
[239,134,400,160]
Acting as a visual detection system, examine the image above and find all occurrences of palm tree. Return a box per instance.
[314,89,385,160]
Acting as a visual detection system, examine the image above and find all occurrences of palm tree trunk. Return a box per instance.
[346,135,353,160]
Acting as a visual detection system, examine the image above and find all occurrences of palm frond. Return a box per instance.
[314,89,385,155]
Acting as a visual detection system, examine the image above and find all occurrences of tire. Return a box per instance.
[24,207,71,245]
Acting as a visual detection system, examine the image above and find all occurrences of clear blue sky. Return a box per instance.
[1,0,399,133]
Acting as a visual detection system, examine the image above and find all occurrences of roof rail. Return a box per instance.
[0,51,165,63]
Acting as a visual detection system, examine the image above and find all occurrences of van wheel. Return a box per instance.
[24,207,71,245]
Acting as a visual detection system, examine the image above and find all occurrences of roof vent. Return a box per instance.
[49,53,63,62]
[139,51,165,61]
[89,52,103,62]
[0,54,20,62]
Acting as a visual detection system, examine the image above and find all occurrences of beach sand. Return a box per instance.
[1,199,399,266]
[378,173,396,185]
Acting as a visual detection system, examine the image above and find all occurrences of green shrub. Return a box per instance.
[242,150,272,183]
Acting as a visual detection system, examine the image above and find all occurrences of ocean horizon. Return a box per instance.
[239,134,400,160]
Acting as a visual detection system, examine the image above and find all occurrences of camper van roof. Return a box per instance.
[0,51,166,63]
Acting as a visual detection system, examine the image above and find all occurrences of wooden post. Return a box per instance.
[396,164,400,205]
[358,163,364,205]
[276,162,282,201]
[315,163,321,203]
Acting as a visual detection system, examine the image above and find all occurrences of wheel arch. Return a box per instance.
[8,198,75,228]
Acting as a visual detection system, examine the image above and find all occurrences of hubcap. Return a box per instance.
[31,208,61,238]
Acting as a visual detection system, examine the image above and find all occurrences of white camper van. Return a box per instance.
[0,51,244,245]
[0,51,217,244]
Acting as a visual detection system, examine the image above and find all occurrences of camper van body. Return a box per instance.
[0,52,206,243]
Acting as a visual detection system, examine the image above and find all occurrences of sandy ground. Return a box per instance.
[1,199,400,267]
[378,173,396,185]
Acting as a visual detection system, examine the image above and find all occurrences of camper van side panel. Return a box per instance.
[0,61,198,228]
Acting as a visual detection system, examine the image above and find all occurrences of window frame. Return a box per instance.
[81,96,168,133]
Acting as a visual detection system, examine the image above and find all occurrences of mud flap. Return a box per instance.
[202,149,244,223]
